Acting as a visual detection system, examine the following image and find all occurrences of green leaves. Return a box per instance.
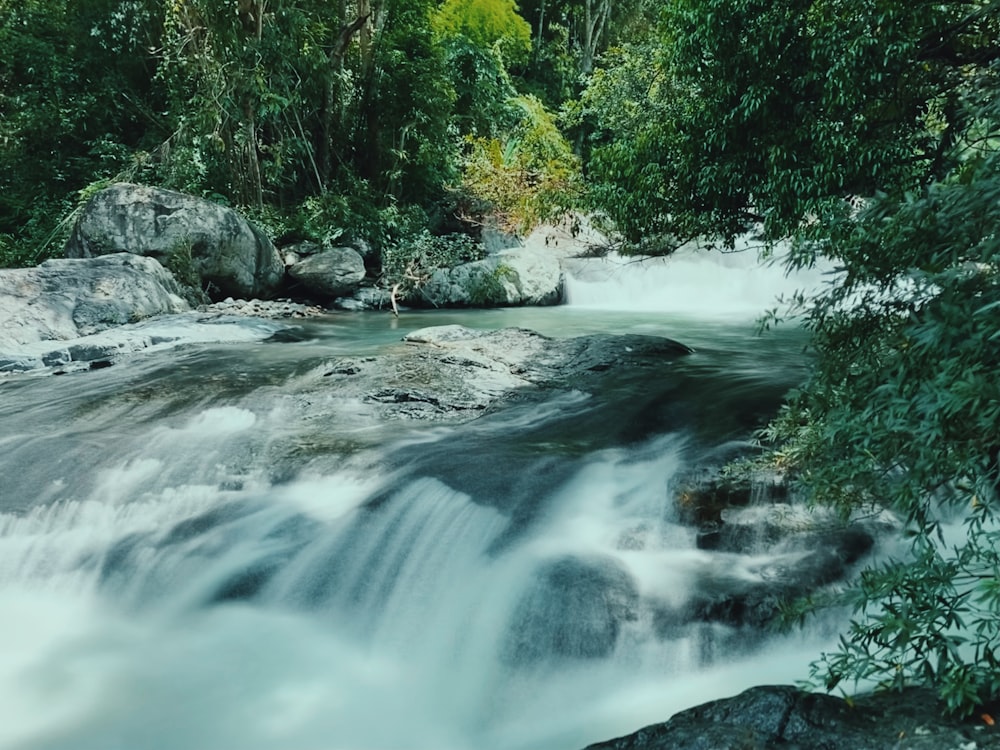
[597,0,999,718]
[432,0,532,66]
[579,0,999,250]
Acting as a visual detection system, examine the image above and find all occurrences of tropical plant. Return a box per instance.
[457,95,582,233]
[581,0,1000,716]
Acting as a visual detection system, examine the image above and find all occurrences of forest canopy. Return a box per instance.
[0,0,635,268]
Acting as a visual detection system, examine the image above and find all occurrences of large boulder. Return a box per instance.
[0,253,188,347]
[64,183,284,299]
[0,253,190,371]
[287,246,366,298]
[418,246,563,307]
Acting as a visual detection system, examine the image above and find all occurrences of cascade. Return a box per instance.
[0,251,846,750]
[564,240,831,316]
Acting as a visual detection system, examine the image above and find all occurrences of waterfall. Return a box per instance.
[0,290,842,750]
[563,241,832,316]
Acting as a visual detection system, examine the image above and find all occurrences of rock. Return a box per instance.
[0,253,188,349]
[664,504,877,629]
[504,555,639,664]
[0,253,191,373]
[333,286,393,311]
[676,546,847,629]
[418,246,563,307]
[291,325,693,423]
[196,297,325,320]
[287,246,366,298]
[64,182,284,300]
[583,684,1000,750]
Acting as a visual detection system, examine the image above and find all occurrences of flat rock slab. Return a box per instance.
[303,324,693,421]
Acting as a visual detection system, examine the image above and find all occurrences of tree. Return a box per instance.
[0,0,165,264]
[456,94,582,232]
[769,91,1000,713]
[517,0,651,107]
[582,0,999,249]
[432,0,533,66]
[583,0,1000,715]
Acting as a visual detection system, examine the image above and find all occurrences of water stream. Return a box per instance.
[0,250,840,750]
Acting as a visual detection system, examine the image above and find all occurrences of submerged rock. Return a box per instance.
[65,182,284,300]
[504,555,640,664]
[583,684,1000,749]
[299,325,694,423]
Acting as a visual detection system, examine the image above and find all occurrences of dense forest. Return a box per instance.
[3,0,1000,717]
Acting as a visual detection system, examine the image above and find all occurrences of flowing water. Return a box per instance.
[0,249,840,750]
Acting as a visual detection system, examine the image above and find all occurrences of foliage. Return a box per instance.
[571,0,1000,716]
[580,0,999,249]
[361,0,458,206]
[0,0,164,266]
[763,109,1000,713]
[573,40,691,249]
[456,95,582,233]
[517,0,652,100]
[441,36,521,138]
[0,0,480,267]
[758,34,996,725]
[380,230,483,301]
[432,0,533,66]
[468,262,516,305]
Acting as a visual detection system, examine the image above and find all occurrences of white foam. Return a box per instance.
[565,242,832,317]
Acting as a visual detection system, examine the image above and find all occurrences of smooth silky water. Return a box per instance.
[0,249,842,750]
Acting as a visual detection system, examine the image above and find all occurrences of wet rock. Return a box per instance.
[65,182,283,300]
[297,325,693,423]
[0,254,190,372]
[504,555,639,664]
[418,246,564,307]
[583,684,1000,750]
[674,504,878,628]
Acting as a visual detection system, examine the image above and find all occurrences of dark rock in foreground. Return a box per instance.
[584,685,1000,750]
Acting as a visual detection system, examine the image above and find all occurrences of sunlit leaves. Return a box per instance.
[432,0,532,66]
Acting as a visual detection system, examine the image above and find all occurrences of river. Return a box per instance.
[0,249,842,750]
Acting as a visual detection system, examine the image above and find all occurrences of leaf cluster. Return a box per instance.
[764,84,1000,714]
[580,0,1000,248]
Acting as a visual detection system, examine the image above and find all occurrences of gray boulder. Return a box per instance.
[419,246,563,307]
[287,246,366,298]
[64,183,284,299]
[0,253,190,371]
[0,253,188,347]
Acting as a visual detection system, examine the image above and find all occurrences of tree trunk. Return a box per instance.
[321,13,370,184]
[580,0,610,76]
